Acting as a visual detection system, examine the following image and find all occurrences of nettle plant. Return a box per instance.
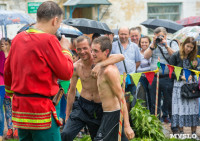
[130,99,165,141]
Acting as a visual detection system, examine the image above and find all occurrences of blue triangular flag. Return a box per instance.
[126,74,131,87]
[160,63,166,74]
[184,69,191,82]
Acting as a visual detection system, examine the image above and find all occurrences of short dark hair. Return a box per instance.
[92,33,101,41]
[37,1,63,21]
[76,36,91,46]
[93,36,112,57]
[72,50,78,57]
[0,38,11,45]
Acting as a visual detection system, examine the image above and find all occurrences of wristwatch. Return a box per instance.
[150,46,154,51]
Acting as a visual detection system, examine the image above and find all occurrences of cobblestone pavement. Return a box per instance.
[162,122,200,139]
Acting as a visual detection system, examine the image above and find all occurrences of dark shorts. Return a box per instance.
[94,110,128,141]
[61,96,103,141]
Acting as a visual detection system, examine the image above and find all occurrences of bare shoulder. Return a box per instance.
[104,65,119,78]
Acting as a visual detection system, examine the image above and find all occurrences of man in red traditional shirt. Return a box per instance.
[3,1,73,141]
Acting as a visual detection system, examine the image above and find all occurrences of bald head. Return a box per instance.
[118,26,129,44]
[118,26,129,34]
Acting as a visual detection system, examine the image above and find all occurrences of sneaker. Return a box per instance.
[13,129,19,139]
[5,129,13,139]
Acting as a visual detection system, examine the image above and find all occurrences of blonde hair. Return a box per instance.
[180,37,197,61]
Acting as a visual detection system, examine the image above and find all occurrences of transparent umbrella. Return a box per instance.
[0,10,35,38]
[172,26,200,43]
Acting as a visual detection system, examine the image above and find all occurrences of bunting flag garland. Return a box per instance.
[130,73,142,87]
[190,70,200,81]
[119,62,200,86]
[174,66,182,81]
[184,69,191,82]
[157,62,161,68]
[76,79,82,93]
[126,74,131,86]
[160,63,166,75]
[120,75,123,84]
[167,65,174,79]
[144,72,155,85]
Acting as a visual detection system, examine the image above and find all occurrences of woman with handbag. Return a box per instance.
[169,37,199,136]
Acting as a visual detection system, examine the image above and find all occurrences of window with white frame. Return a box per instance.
[0,4,6,10]
[147,3,182,34]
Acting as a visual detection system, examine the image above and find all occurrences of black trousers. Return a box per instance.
[61,96,103,141]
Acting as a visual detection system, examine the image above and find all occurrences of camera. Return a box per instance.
[55,30,62,41]
[156,35,164,44]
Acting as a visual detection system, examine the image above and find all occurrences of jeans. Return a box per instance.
[4,98,13,129]
[199,98,200,117]
[0,86,5,136]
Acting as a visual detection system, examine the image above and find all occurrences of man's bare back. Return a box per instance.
[97,65,121,111]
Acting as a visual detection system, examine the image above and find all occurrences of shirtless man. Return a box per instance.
[61,36,124,141]
[92,36,135,141]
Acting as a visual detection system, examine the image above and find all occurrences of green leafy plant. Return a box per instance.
[130,99,165,141]
[73,135,91,141]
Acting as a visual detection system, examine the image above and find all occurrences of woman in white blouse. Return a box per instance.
[137,36,151,108]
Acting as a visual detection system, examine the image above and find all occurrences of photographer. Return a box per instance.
[144,27,179,128]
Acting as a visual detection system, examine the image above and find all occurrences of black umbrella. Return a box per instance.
[17,23,83,38]
[63,18,112,34]
[141,19,184,33]
[58,23,83,38]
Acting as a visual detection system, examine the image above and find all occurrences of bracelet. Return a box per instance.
[150,47,154,51]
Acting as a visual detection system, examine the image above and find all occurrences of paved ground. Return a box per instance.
[162,122,200,139]
[3,120,200,140]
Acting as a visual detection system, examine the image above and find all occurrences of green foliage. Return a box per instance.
[130,99,165,141]
[73,135,92,141]
[129,94,134,103]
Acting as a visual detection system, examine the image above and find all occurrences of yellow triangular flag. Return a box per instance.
[130,73,142,87]
[120,75,123,84]
[174,66,182,81]
[153,68,159,73]
[76,79,82,93]
[191,70,200,81]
